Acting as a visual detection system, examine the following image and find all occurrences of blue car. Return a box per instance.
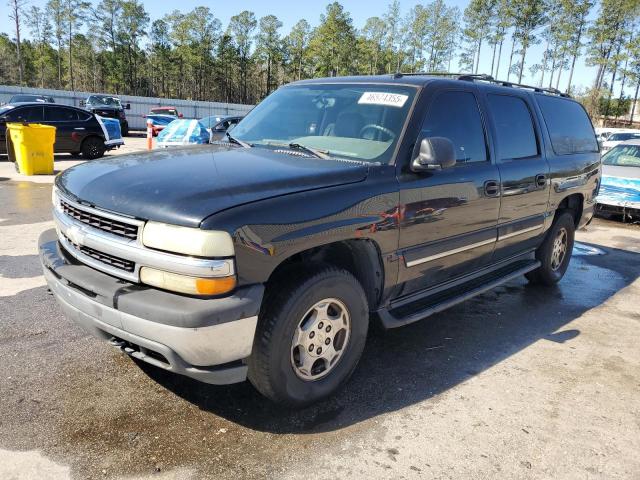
[596,140,640,221]
[156,119,211,148]
[145,114,177,137]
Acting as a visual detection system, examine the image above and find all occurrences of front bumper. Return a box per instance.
[39,229,264,384]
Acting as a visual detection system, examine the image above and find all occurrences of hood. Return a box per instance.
[56,145,369,227]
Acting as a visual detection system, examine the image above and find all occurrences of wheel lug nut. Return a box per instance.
[325,326,331,333]
[308,344,314,352]
[318,322,324,329]
[325,338,330,345]
[317,347,322,354]
[309,331,315,339]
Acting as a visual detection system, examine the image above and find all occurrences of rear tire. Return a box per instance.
[526,211,575,285]
[81,137,106,160]
[248,267,369,407]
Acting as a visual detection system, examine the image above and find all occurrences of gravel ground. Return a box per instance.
[0,150,639,479]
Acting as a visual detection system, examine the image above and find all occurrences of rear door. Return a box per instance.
[397,86,501,294]
[484,92,551,261]
[44,106,82,152]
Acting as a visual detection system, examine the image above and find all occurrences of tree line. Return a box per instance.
[1,0,640,117]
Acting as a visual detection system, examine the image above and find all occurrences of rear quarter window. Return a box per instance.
[536,95,598,155]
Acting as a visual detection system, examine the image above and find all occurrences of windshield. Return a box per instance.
[231,83,417,163]
[88,96,121,107]
[608,132,640,141]
[602,144,640,167]
[200,115,222,128]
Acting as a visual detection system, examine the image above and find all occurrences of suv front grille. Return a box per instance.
[62,234,135,272]
[60,199,139,240]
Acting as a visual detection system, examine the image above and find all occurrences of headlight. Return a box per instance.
[140,267,236,296]
[142,221,234,257]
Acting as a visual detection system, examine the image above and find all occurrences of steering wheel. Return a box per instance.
[359,124,396,141]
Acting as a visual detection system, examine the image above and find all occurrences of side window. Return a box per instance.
[45,106,79,122]
[78,110,92,121]
[421,90,487,163]
[487,94,538,160]
[8,106,44,121]
[536,96,598,155]
[4,108,25,121]
[4,107,43,121]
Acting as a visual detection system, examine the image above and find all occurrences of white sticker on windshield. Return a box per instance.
[358,92,409,108]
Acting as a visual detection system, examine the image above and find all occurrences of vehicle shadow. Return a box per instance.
[137,242,639,434]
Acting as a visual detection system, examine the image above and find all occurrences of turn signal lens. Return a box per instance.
[195,277,237,295]
[140,267,236,296]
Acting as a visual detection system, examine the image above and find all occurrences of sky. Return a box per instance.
[0,0,599,93]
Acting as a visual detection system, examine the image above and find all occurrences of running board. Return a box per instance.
[378,259,541,329]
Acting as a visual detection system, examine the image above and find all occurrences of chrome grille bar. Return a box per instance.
[53,189,234,282]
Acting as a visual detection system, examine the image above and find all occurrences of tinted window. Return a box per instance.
[488,94,538,160]
[536,96,598,155]
[4,106,43,121]
[421,91,487,163]
[45,106,79,121]
[78,110,92,121]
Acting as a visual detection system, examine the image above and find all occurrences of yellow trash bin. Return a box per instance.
[7,123,56,175]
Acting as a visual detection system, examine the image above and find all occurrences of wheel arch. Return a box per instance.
[263,239,385,312]
[556,193,584,227]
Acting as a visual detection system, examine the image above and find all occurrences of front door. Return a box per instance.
[483,92,551,261]
[397,87,501,295]
[0,105,45,153]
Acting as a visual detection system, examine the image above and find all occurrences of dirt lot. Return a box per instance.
[0,148,639,479]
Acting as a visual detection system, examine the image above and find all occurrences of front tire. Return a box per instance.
[526,211,575,285]
[248,267,369,407]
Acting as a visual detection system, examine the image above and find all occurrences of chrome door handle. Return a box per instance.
[484,180,500,197]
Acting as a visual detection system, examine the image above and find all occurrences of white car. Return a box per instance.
[601,131,640,153]
[596,140,640,221]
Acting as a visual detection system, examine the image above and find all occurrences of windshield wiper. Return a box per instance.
[226,132,252,148]
[287,143,330,159]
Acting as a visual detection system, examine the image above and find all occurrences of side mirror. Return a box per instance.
[125,103,131,110]
[178,113,183,118]
[411,137,456,172]
[79,100,86,107]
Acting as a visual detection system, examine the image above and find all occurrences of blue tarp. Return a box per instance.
[597,174,640,208]
[96,116,124,146]
[157,119,210,147]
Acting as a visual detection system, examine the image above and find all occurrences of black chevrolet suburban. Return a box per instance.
[39,74,600,406]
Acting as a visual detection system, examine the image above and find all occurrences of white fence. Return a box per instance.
[0,85,254,130]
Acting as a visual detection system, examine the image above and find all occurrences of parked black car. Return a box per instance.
[81,94,130,136]
[39,74,600,406]
[0,102,120,159]
[7,94,55,103]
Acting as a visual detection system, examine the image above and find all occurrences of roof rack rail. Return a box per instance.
[393,71,571,97]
